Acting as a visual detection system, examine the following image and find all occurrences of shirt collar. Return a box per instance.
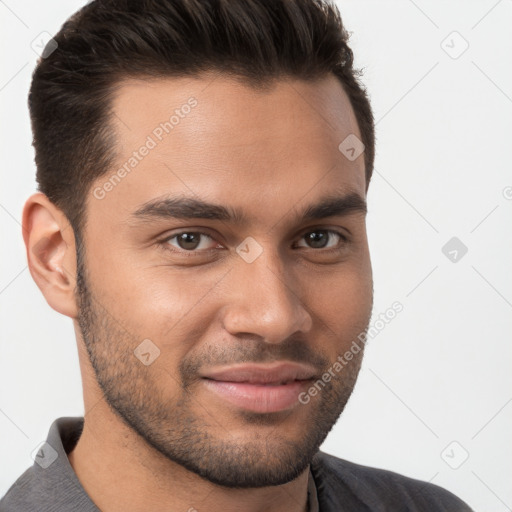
[32,416,100,510]
[307,465,320,512]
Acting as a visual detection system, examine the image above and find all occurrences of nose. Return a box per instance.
[220,248,313,344]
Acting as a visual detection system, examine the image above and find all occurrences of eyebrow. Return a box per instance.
[130,191,367,226]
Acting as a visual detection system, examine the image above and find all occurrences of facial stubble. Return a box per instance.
[74,241,369,488]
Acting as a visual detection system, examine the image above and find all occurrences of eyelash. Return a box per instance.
[158,229,349,257]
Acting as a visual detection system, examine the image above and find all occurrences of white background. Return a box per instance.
[1,1,511,511]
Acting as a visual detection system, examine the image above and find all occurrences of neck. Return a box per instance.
[67,402,310,512]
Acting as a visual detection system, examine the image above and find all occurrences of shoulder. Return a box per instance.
[0,466,37,509]
[310,451,474,511]
[0,417,95,511]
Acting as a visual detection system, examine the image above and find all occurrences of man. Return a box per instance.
[1,0,473,510]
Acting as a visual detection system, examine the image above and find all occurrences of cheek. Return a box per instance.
[87,236,372,354]
[91,259,223,346]
[302,263,373,338]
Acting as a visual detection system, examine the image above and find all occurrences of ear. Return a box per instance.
[22,192,79,318]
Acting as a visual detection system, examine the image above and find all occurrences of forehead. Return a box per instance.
[89,73,366,228]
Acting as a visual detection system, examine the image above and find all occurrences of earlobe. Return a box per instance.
[22,192,79,319]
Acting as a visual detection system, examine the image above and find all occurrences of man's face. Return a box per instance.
[76,73,373,488]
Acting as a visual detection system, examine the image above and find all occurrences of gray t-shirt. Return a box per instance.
[0,417,473,511]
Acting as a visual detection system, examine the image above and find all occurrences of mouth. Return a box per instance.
[199,362,318,413]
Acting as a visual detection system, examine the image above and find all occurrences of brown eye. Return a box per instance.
[297,230,344,249]
[177,233,201,250]
[165,232,217,251]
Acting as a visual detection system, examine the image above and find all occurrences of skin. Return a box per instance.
[22,72,373,512]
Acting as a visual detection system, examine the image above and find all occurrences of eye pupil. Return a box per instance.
[178,233,200,250]
[306,231,329,249]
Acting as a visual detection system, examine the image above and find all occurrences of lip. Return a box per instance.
[200,362,318,413]
[200,362,318,384]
